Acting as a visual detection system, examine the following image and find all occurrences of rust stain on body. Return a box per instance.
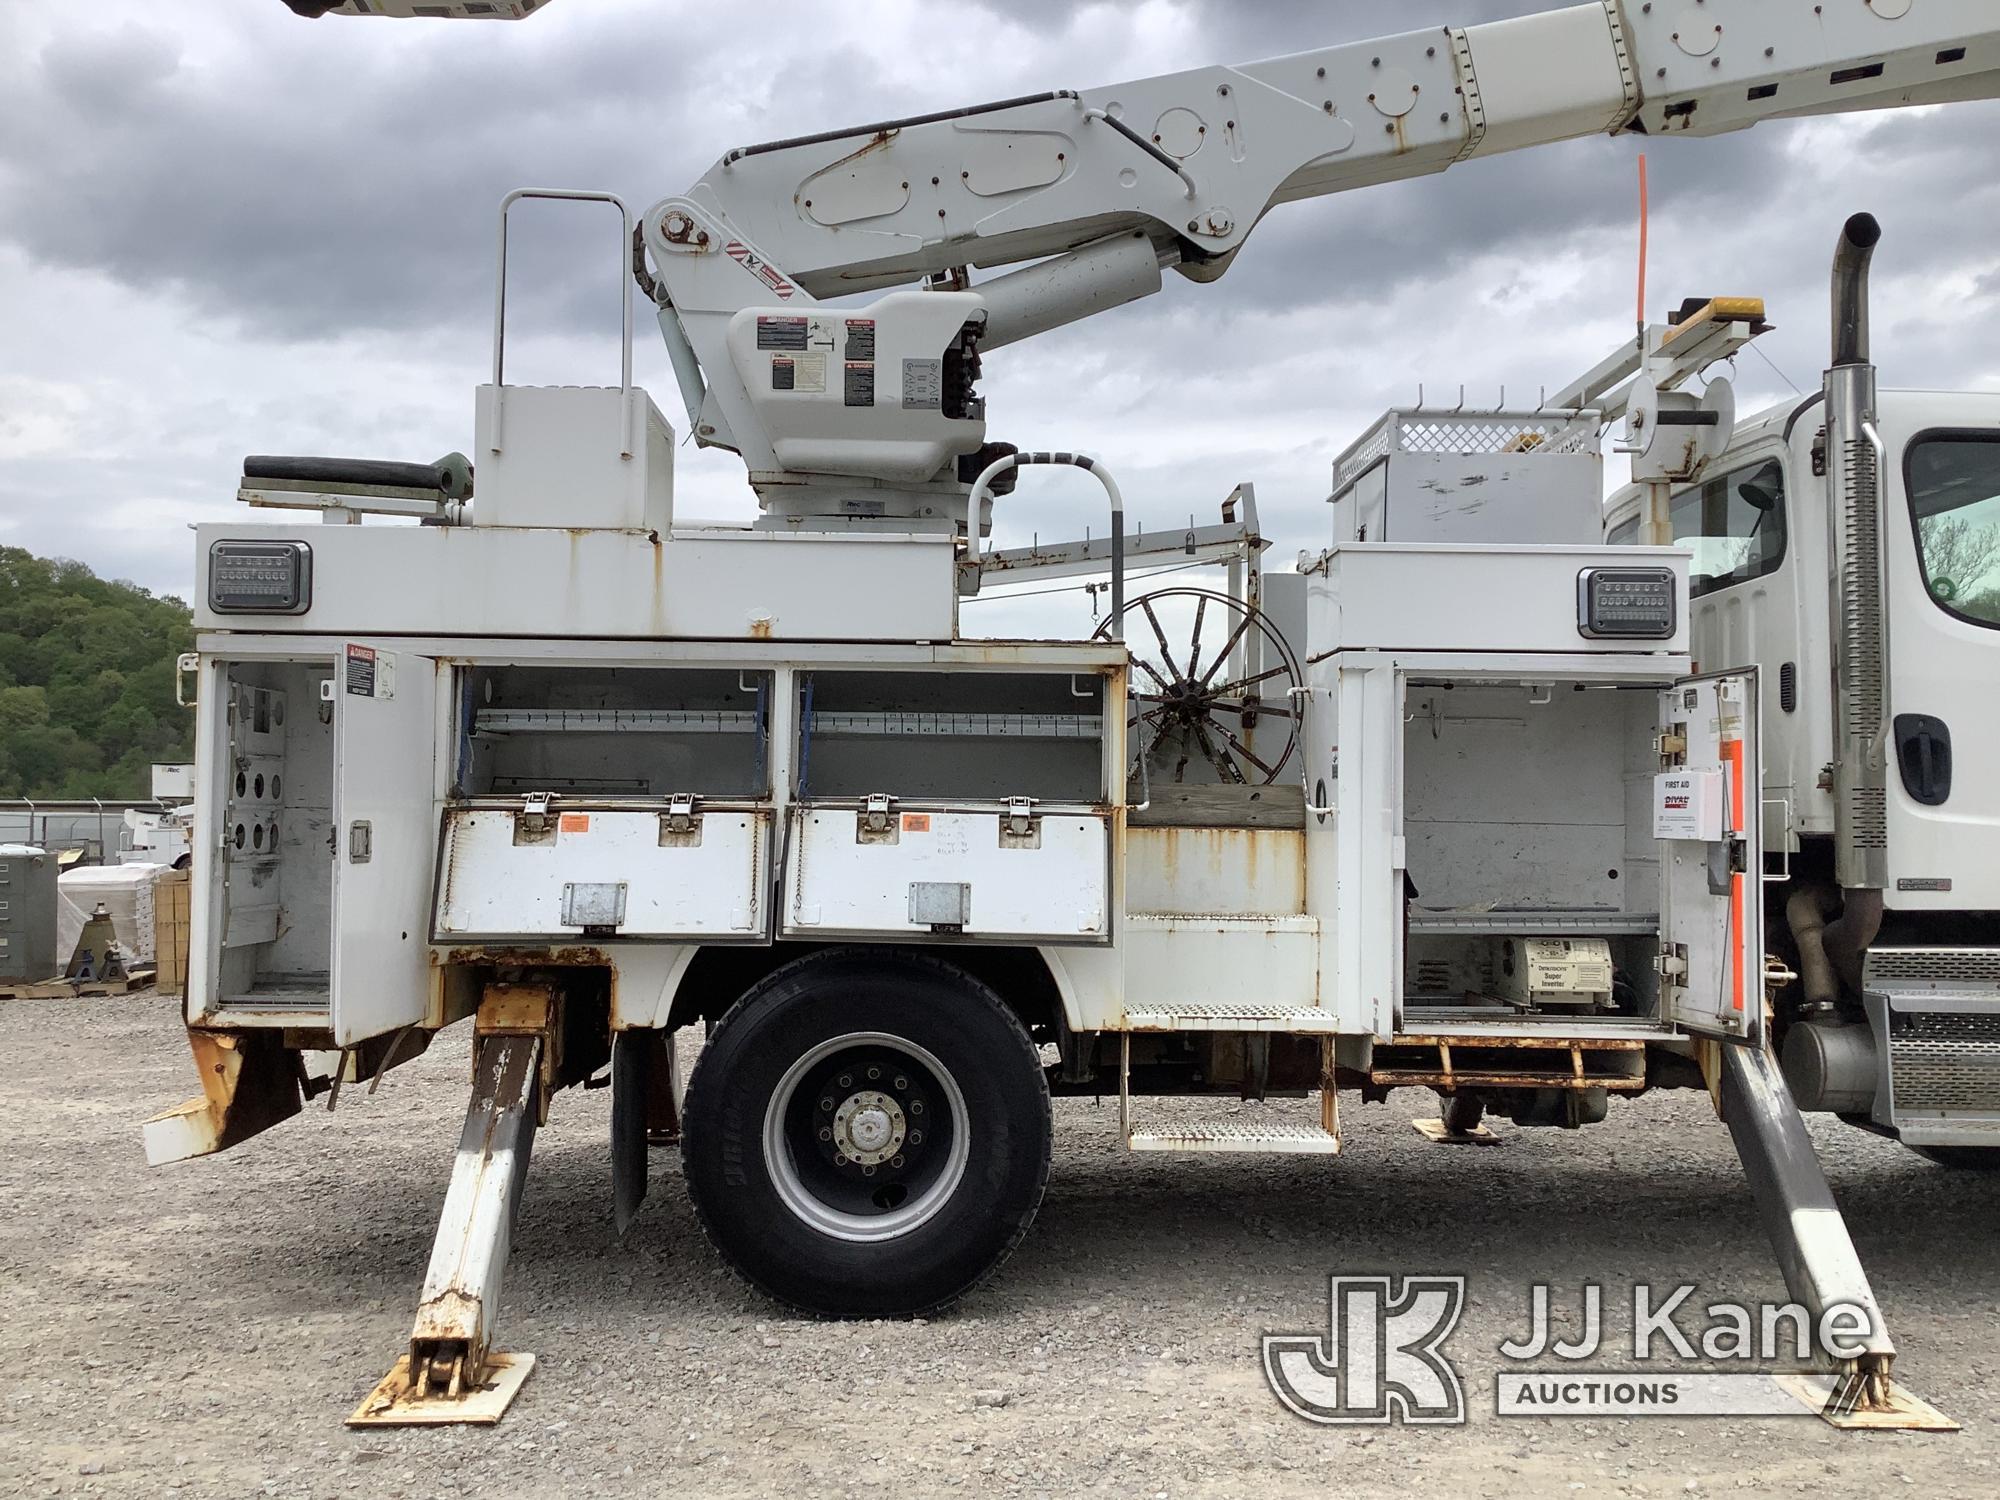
[431,944,613,968]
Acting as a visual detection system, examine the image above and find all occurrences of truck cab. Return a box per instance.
[1607,388,2000,1155]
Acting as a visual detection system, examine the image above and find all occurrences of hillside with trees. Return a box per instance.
[0,549,194,800]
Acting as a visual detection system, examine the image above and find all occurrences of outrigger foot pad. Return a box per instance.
[1774,1373,1959,1432]
[348,1351,536,1427]
[1411,1117,1501,1146]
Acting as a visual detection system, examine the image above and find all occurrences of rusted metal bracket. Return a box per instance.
[143,1029,304,1166]
[350,984,557,1427]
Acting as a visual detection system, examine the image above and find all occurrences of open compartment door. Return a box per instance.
[1656,671,1763,1044]
[331,643,441,1047]
[431,665,776,945]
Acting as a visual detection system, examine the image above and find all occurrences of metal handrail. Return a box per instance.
[492,190,634,391]
[965,451,1128,637]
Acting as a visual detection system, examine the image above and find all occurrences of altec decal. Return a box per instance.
[725,242,794,300]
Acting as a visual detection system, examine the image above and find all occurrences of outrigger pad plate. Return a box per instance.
[1411,1118,1501,1147]
[1774,1374,1959,1432]
[346,1352,536,1427]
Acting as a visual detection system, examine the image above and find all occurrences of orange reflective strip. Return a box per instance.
[1723,736,1747,1013]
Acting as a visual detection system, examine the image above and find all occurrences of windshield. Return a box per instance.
[1907,433,2000,629]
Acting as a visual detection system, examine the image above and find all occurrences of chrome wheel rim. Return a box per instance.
[763,1030,970,1243]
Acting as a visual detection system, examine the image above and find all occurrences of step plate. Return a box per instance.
[1127,1121,1341,1154]
[1123,1003,1340,1033]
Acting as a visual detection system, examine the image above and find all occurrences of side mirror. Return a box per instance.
[1737,462,1784,513]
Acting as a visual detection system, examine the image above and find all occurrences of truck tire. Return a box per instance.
[680,947,1052,1317]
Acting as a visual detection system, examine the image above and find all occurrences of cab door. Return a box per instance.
[1655,671,1763,1044]
[330,642,441,1047]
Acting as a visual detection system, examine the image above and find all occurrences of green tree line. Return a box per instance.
[0,548,194,799]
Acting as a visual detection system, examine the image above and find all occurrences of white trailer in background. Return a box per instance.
[147,0,2000,1427]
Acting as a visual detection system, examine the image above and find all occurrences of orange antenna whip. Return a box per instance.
[1636,152,1650,341]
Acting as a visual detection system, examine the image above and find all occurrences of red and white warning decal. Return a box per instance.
[725,241,795,300]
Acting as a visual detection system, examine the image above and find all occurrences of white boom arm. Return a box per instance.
[295,0,2000,525]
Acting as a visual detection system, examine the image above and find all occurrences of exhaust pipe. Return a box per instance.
[1824,214,1892,895]
[1831,213,1882,368]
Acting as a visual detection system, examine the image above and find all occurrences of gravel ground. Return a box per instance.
[5,993,2000,1499]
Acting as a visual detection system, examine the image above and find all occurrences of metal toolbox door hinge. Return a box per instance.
[1000,796,1041,848]
[858,793,899,844]
[1655,943,1689,991]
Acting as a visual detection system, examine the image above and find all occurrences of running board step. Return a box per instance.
[1122,1003,1341,1033]
[1118,1034,1342,1154]
[1128,1121,1342,1154]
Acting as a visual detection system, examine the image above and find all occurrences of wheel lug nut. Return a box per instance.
[819,1097,834,1112]
[819,1127,832,1141]
[893,1076,908,1090]
[890,1155,905,1169]
[866,1066,881,1080]
[862,1164,876,1177]
[838,1074,853,1088]
[910,1100,924,1114]
[909,1130,924,1145]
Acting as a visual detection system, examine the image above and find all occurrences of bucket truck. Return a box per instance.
[154,1,2000,1423]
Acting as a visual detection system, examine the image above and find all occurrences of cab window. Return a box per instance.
[1907,433,2000,629]
[1671,457,1787,598]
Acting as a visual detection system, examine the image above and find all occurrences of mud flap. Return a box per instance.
[613,1028,681,1236]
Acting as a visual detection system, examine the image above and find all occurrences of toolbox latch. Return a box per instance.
[517,791,554,842]
[1000,796,1042,848]
[858,793,898,843]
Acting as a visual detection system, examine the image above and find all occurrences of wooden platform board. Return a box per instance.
[1127,782,1308,830]
[0,969,157,1000]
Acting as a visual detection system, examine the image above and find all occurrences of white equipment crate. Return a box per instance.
[434,801,772,942]
[1328,408,1603,547]
[783,802,1111,944]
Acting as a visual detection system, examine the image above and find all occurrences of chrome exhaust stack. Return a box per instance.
[1825,214,1891,897]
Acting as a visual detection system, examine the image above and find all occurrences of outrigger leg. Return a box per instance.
[1716,1044,1954,1431]
[349,985,555,1426]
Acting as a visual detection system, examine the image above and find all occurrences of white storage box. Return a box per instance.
[57,863,167,968]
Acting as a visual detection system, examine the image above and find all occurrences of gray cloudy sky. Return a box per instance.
[2,0,1998,630]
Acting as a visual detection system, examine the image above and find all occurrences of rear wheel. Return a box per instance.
[680,948,1052,1316]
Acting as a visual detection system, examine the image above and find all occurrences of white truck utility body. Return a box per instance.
[147,0,2000,1428]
